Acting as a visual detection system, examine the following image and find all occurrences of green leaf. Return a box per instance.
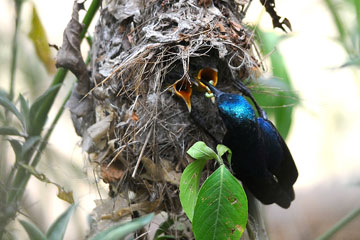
[355,0,360,50]
[0,88,10,100]
[21,136,41,162]
[341,55,360,67]
[46,204,76,240]
[19,94,30,131]
[154,218,174,239]
[187,141,219,162]
[156,236,176,240]
[28,5,56,74]
[1,230,16,240]
[8,139,22,163]
[91,213,154,240]
[29,84,61,136]
[0,95,25,128]
[193,165,248,240]
[324,0,348,49]
[0,126,23,136]
[19,219,47,240]
[216,144,232,165]
[180,158,207,222]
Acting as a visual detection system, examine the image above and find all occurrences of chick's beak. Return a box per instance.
[197,68,218,91]
[173,78,192,112]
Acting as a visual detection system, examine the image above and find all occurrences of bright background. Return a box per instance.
[1,0,359,239]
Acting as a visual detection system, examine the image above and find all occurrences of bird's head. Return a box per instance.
[202,80,256,128]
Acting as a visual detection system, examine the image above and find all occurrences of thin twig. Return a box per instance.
[131,128,153,178]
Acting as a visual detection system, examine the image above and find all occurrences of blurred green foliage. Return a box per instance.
[0,0,100,238]
[253,29,299,140]
[314,1,360,239]
[324,0,360,67]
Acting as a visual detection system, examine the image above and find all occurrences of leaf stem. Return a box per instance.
[316,206,360,240]
[32,88,72,168]
[9,2,22,101]
[80,0,100,39]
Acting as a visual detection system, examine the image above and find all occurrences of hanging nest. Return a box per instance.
[57,0,269,237]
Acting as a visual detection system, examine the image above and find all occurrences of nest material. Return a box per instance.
[70,0,261,236]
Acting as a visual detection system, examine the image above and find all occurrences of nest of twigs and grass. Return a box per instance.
[62,0,269,237]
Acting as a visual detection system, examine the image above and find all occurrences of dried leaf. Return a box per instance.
[198,0,212,8]
[131,111,139,122]
[55,2,90,95]
[67,89,93,118]
[229,20,242,32]
[102,200,162,220]
[101,161,125,184]
[140,157,181,185]
[215,22,226,33]
[28,5,56,74]
[57,186,74,204]
[82,115,113,152]
[19,163,74,204]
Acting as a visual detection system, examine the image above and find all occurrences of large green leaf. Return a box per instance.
[179,158,207,222]
[46,204,76,240]
[19,219,46,240]
[192,165,248,240]
[91,213,154,240]
[28,84,61,136]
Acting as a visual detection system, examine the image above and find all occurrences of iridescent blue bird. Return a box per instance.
[203,81,298,208]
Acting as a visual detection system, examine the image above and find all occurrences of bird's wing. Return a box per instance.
[258,118,298,193]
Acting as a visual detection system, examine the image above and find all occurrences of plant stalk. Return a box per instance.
[9,2,22,101]
[316,206,360,240]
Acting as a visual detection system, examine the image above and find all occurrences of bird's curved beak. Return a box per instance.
[173,78,192,112]
[201,79,222,98]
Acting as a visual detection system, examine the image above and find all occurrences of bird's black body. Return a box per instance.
[205,83,298,208]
